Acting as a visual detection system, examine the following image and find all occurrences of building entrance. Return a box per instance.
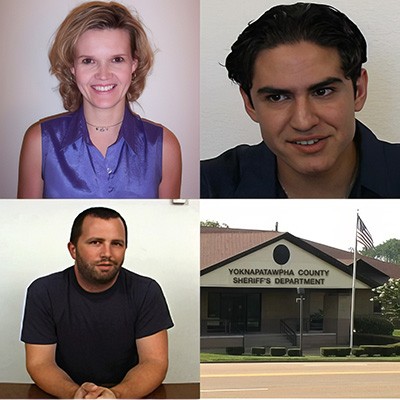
[206,290,261,334]
[221,293,245,333]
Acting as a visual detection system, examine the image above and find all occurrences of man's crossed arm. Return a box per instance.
[25,330,168,399]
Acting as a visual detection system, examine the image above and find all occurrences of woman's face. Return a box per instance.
[71,28,138,112]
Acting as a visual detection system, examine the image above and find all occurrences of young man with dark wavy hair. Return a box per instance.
[201,3,400,198]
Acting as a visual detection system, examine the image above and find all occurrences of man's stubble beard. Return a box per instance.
[75,251,123,286]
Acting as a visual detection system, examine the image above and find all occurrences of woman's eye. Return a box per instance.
[113,57,125,63]
[82,58,94,64]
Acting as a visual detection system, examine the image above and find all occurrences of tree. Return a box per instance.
[371,278,400,326]
[360,238,400,264]
[200,220,229,228]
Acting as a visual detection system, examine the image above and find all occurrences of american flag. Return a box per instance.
[356,215,374,249]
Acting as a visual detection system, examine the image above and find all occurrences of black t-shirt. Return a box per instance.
[21,267,174,385]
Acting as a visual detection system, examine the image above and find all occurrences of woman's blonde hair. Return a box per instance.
[49,1,154,112]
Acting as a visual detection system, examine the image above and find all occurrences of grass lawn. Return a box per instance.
[201,352,319,363]
[201,332,400,363]
[201,352,400,363]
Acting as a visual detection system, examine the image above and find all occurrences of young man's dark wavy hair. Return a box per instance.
[70,207,128,247]
[225,2,367,102]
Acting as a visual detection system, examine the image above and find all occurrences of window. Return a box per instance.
[206,291,261,333]
[247,293,261,332]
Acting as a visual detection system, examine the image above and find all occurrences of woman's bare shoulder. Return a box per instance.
[23,121,41,144]
[162,126,181,150]
[24,111,70,140]
[138,114,181,153]
[39,110,70,124]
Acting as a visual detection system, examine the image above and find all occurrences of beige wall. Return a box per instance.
[201,239,369,289]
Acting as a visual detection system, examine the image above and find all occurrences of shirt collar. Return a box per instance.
[61,103,145,156]
[233,142,278,197]
[270,120,386,198]
[355,119,389,197]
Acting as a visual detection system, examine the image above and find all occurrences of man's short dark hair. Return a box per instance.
[225,2,367,100]
[70,207,128,247]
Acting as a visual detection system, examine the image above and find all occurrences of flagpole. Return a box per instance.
[349,210,359,349]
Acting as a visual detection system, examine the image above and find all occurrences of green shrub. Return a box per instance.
[354,332,400,345]
[270,347,286,356]
[392,344,400,355]
[382,346,396,356]
[226,346,244,355]
[351,348,366,357]
[287,348,302,356]
[355,316,394,335]
[251,347,265,356]
[345,345,400,357]
[361,345,395,357]
[320,347,351,357]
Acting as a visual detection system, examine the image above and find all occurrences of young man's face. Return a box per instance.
[241,41,368,179]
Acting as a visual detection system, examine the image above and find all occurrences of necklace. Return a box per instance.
[86,120,123,132]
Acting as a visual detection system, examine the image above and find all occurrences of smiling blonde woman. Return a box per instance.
[18,1,181,199]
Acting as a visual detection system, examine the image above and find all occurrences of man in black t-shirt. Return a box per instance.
[21,207,173,399]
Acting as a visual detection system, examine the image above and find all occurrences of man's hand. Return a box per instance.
[74,382,116,399]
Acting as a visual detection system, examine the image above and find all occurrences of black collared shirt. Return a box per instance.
[201,120,400,198]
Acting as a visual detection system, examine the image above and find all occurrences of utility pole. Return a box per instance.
[296,288,305,356]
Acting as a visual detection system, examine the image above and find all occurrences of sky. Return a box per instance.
[200,199,400,252]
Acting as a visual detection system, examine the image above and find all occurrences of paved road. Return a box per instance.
[201,362,400,398]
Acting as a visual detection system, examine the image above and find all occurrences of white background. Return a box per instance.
[201,0,400,159]
[0,200,199,384]
[0,0,199,198]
